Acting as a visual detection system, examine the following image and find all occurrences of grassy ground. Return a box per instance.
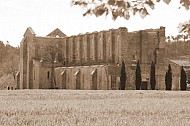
[0,90,190,126]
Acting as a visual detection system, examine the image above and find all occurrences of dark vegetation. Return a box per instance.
[165,64,172,90]
[150,61,156,90]
[180,66,187,91]
[120,60,126,90]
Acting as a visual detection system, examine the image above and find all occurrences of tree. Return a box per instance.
[8,47,20,80]
[43,44,61,89]
[10,59,17,80]
[179,20,190,35]
[171,36,175,42]
[165,64,172,90]
[168,64,172,90]
[150,61,156,90]
[174,35,182,42]
[183,35,189,42]
[135,60,141,90]
[166,36,171,42]
[180,66,187,91]
[72,0,190,20]
[0,41,19,79]
[120,60,126,90]
[0,41,6,63]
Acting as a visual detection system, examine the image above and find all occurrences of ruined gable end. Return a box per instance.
[47,28,66,37]
[23,27,36,37]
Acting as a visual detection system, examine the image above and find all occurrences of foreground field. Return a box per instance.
[0,90,190,126]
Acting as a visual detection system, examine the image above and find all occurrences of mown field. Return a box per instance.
[0,90,190,126]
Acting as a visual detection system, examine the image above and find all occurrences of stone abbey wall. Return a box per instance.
[55,65,120,90]
[18,26,166,90]
[32,29,123,67]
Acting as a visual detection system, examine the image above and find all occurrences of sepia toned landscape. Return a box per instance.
[0,90,190,126]
[1,0,190,125]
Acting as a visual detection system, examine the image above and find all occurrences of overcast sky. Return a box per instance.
[0,0,190,47]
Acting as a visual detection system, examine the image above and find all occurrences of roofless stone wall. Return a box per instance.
[19,26,166,90]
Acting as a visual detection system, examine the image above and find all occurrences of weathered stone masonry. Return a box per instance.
[17,27,166,90]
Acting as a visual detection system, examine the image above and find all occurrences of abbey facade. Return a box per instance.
[17,26,167,90]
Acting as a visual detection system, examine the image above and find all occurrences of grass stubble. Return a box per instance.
[0,90,189,126]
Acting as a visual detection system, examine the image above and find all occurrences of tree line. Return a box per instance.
[0,41,19,79]
[120,60,188,91]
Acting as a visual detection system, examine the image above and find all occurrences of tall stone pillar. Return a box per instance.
[106,31,110,63]
[90,34,94,62]
[62,38,66,65]
[75,36,79,64]
[26,38,36,89]
[79,35,83,64]
[87,35,90,62]
[98,32,103,62]
[82,35,87,64]
[69,37,73,64]
[72,36,76,64]
[94,32,98,62]
[102,32,107,62]
[110,30,116,64]
[115,34,119,64]
[65,38,69,65]
[116,34,122,64]
[19,41,25,89]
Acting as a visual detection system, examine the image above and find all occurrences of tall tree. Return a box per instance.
[180,66,187,91]
[120,60,126,90]
[165,64,172,90]
[168,64,172,90]
[150,61,156,90]
[43,44,61,89]
[135,60,141,90]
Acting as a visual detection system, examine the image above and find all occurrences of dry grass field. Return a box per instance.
[0,90,190,126]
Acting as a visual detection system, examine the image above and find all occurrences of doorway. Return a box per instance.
[141,81,148,90]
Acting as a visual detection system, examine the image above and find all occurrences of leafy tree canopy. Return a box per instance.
[72,0,190,34]
[72,0,190,19]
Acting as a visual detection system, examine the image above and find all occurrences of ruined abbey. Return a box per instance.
[17,26,176,90]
